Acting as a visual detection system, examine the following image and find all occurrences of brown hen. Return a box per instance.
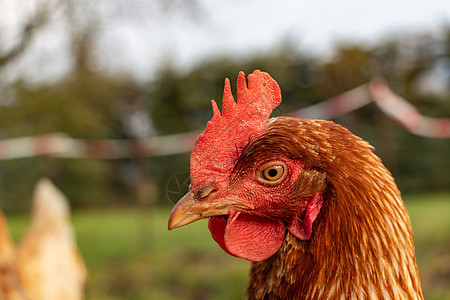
[169,70,423,299]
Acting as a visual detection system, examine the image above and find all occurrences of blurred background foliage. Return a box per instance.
[0,0,448,213]
[1,30,449,212]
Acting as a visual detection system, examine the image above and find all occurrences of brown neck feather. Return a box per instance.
[247,118,423,300]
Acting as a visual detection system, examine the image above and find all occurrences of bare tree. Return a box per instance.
[0,0,203,83]
[0,0,64,69]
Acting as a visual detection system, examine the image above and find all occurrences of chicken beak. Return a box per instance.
[168,191,248,230]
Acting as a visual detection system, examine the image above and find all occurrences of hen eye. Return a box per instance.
[260,165,285,182]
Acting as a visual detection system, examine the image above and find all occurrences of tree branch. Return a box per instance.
[0,1,55,68]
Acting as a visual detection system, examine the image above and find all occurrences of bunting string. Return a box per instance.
[0,79,448,160]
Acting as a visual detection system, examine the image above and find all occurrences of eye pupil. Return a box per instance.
[260,164,285,183]
[267,168,278,178]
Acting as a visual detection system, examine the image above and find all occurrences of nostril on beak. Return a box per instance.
[196,185,216,199]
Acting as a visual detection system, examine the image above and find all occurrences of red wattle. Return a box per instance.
[208,210,286,262]
[208,216,232,256]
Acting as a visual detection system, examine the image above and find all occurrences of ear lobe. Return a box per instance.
[288,192,323,240]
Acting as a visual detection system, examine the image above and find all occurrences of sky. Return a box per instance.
[2,0,450,82]
[163,0,449,63]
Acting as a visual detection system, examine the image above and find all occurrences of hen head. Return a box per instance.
[168,70,335,261]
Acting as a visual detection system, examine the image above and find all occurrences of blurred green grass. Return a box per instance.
[7,193,450,300]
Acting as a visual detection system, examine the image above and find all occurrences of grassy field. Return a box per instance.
[7,193,450,300]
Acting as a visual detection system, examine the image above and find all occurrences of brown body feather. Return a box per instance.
[246,117,423,299]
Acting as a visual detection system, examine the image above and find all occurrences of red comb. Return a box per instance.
[190,70,282,188]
